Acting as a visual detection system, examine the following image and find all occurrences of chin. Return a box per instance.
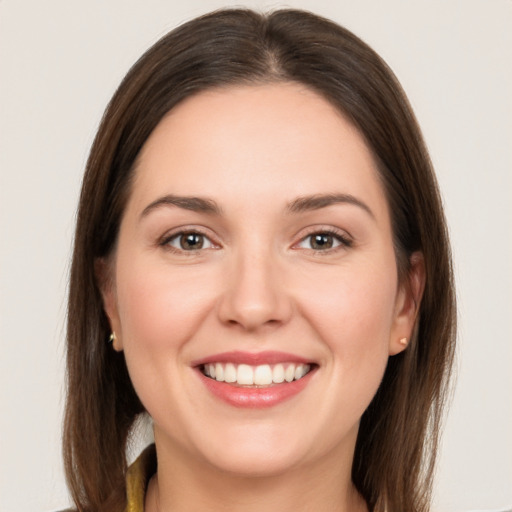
[204,445,306,478]
[190,422,318,477]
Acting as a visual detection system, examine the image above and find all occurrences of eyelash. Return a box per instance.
[159,228,353,254]
[159,228,217,254]
[294,228,353,253]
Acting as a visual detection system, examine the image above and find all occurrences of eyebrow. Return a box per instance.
[286,193,375,219]
[140,192,374,220]
[140,195,222,219]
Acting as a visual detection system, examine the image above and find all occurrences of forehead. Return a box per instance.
[129,83,388,221]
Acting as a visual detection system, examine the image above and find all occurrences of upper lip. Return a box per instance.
[191,350,314,367]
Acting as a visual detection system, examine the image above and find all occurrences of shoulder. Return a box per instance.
[126,443,157,511]
[51,445,156,512]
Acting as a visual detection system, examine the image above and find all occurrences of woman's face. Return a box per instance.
[102,83,420,477]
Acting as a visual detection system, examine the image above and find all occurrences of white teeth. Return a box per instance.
[254,364,272,385]
[203,362,312,386]
[294,364,305,380]
[272,364,285,383]
[237,364,254,385]
[284,365,295,383]
[224,363,237,383]
[215,363,224,382]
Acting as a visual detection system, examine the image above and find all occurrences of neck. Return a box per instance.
[145,431,368,512]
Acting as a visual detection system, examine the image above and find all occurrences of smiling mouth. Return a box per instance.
[201,362,314,387]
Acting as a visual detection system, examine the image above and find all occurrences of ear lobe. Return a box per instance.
[389,251,425,356]
[95,257,123,351]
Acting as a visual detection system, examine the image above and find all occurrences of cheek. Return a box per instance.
[112,254,222,428]
[302,262,397,344]
[114,254,217,369]
[297,257,397,390]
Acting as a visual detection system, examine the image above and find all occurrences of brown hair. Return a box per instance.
[64,8,456,512]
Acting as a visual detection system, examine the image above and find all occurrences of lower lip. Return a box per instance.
[197,369,315,408]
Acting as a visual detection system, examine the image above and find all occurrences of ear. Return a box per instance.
[95,257,124,352]
[389,252,425,356]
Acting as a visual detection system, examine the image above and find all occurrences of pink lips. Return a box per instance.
[192,351,316,409]
[191,350,311,367]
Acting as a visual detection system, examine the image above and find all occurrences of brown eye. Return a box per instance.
[296,231,352,251]
[180,233,204,250]
[310,233,334,250]
[164,231,214,251]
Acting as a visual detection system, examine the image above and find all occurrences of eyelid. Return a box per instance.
[158,225,221,251]
[292,226,353,252]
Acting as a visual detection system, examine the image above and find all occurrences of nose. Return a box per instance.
[217,248,293,332]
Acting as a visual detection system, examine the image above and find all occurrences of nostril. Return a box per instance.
[216,266,293,330]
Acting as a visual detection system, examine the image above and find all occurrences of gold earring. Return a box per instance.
[108,332,116,344]
[399,337,408,346]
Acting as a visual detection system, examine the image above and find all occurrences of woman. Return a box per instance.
[64,8,456,512]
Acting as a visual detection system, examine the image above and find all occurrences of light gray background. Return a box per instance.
[0,1,511,511]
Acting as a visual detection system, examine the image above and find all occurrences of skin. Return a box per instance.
[100,83,424,512]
